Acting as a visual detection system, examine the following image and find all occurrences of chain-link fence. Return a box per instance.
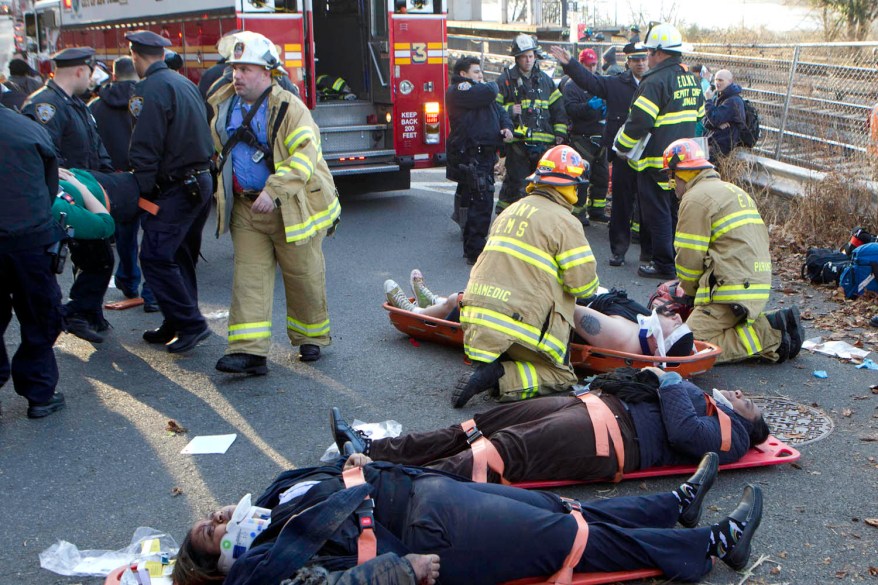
[449,36,878,180]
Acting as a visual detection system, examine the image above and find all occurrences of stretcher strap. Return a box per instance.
[342,466,377,565]
[460,419,508,484]
[546,499,590,585]
[704,394,732,452]
[575,393,625,482]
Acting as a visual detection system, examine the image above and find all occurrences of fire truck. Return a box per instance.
[50,0,449,192]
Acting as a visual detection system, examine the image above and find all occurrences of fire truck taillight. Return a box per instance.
[423,102,440,145]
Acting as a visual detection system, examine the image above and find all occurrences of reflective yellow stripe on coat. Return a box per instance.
[460,306,567,364]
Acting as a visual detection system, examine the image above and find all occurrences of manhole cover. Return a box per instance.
[751,396,834,446]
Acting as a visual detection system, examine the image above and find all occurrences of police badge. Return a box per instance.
[129,97,144,118]
[35,103,56,124]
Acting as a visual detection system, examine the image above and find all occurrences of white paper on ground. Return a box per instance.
[801,336,870,360]
[180,434,237,454]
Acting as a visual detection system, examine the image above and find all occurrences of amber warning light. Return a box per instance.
[423,102,440,145]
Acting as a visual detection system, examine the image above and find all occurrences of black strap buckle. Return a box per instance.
[570,385,590,398]
[463,423,483,444]
[355,498,375,532]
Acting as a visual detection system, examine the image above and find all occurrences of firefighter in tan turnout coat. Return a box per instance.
[665,138,803,364]
[209,32,340,375]
[453,145,600,407]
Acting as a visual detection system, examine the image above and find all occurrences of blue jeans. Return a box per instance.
[114,218,155,303]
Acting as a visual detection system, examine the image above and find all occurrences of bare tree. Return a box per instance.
[812,0,878,40]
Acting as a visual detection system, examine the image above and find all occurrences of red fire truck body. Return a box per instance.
[53,0,449,191]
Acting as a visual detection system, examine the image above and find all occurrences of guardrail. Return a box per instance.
[448,36,878,182]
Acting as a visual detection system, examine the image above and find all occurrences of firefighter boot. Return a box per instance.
[785,306,804,359]
[452,361,504,408]
[677,452,719,528]
[216,353,268,376]
[329,407,371,455]
[588,206,610,223]
[765,310,791,363]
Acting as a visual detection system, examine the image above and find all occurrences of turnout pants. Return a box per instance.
[227,196,330,356]
[66,238,114,324]
[496,142,549,214]
[569,135,609,217]
[406,475,714,584]
[636,173,678,273]
[140,174,212,335]
[687,303,783,363]
[607,156,638,258]
[494,344,578,402]
[371,394,639,483]
[0,246,62,404]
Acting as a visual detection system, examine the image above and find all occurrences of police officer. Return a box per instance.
[0,103,66,419]
[495,34,568,215]
[127,30,215,353]
[550,42,649,267]
[209,31,341,372]
[560,48,609,226]
[447,56,513,264]
[613,24,704,280]
[22,47,114,172]
[664,138,803,363]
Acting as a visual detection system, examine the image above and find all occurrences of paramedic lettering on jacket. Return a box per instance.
[209,32,340,375]
[663,139,804,363]
[452,145,599,407]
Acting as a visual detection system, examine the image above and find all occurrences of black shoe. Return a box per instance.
[588,209,609,223]
[299,344,321,362]
[143,301,161,313]
[90,316,112,333]
[143,322,176,344]
[120,288,139,300]
[637,262,675,280]
[27,392,66,419]
[679,452,719,528]
[764,311,790,363]
[330,407,370,454]
[167,327,210,354]
[466,256,477,266]
[765,309,786,332]
[721,484,764,571]
[64,315,105,343]
[215,353,268,375]
[452,361,504,408]
[785,306,804,359]
[609,254,625,267]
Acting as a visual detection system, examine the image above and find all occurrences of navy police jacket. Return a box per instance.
[629,375,752,469]
[446,75,513,154]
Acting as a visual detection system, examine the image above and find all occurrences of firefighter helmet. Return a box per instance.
[510,34,539,57]
[643,23,692,54]
[662,138,713,173]
[227,31,282,70]
[527,145,589,187]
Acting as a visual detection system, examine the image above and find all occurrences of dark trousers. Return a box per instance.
[406,474,713,584]
[371,395,639,483]
[66,238,115,324]
[497,142,548,214]
[0,246,62,404]
[140,174,211,334]
[607,157,638,257]
[457,150,497,261]
[569,136,609,215]
[637,173,678,273]
[114,218,155,303]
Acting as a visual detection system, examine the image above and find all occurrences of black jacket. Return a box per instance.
[446,75,512,153]
[704,83,745,155]
[22,79,114,172]
[561,60,640,150]
[89,80,137,171]
[559,75,604,137]
[0,104,64,252]
[496,65,568,144]
[129,61,214,194]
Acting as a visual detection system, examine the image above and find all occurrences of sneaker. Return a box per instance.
[410,269,440,308]
[27,392,66,419]
[385,280,417,312]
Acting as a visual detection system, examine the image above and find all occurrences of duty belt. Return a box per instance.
[234,189,261,202]
[155,166,211,192]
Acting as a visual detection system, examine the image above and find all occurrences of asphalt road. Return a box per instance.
[1,168,876,584]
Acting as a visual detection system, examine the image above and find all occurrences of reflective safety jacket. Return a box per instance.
[496,65,568,144]
[614,56,704,182]
[674,169,771,319]
[461,187,599,365]
[210,82,340,241]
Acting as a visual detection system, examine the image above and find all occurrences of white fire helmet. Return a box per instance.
[227,31,283,71]
[643,23,693,54]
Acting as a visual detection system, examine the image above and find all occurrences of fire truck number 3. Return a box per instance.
[411,43,427,63]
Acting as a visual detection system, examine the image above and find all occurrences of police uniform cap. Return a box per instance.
[51,47,96,68]
[623,42,649,58]
[125,30,171,56]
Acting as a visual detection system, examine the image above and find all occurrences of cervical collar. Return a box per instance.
[636,310,693,357]
[217,494,272,573]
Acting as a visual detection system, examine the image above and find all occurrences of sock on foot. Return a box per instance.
[673,482,697,514]
[706,518,746,559]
